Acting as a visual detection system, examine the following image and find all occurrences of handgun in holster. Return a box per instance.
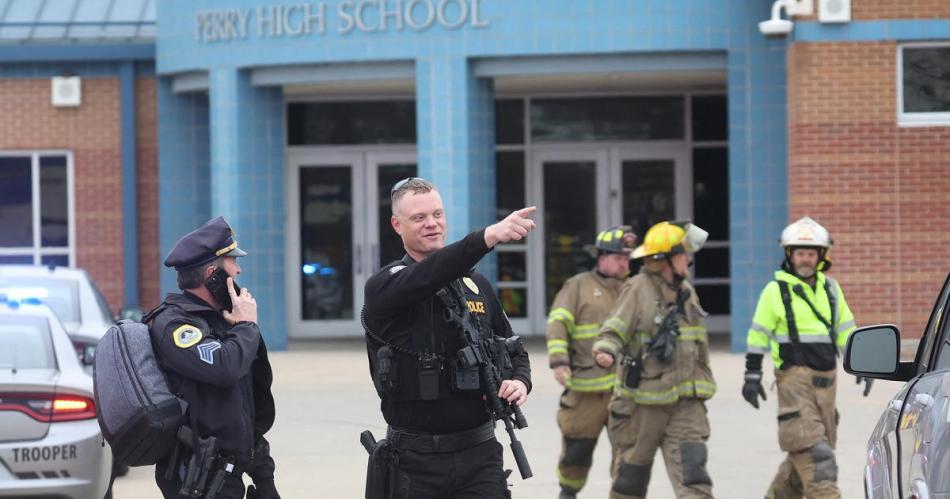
[361,430,395,499]
[170,426,231,499]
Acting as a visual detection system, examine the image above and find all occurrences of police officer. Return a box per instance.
[362,177,534,497]
[742,216,864,498]
[145,216,280,499]
[593,221,715,499]
[547,226,636,499]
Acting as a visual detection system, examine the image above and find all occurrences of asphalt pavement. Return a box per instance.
[113,337,899,498]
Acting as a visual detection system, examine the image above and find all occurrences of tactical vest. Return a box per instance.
[364,267,505,402]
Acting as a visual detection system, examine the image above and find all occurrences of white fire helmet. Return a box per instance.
[780,216,832,249]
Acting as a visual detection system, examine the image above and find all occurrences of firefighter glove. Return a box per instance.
[742,370,767,409]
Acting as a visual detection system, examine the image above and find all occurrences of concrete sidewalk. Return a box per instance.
[114,339,895,498]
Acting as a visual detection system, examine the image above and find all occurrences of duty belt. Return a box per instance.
[386,421,495,453]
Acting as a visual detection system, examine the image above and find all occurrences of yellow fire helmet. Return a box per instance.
[584,225,637,257]
[632,221,708,260]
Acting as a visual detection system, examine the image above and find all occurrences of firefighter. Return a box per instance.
[742,216,868,499]
[547,226,637,498]
[593,221,716,499]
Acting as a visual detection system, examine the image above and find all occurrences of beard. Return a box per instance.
[795,264,816,279]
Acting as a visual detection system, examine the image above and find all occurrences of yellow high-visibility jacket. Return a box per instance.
[747,270,856,370]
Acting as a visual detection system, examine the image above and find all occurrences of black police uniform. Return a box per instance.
[147,216,278,499]
[363,229,532,498]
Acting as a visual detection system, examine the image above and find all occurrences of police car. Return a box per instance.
[0,296,113,498]
[0,265,116,371]
[845,272,950,499]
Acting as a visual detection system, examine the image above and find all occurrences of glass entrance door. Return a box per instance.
[528,146,688,333]
[529,149,610,332]
[287,149,416,338]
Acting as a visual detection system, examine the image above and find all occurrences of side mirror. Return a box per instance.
[844,325,900,378]
[118,306,145,323]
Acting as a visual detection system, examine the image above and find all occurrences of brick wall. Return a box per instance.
[136,77,160,310]
[788,41,950,339]
[851,0,950,20]
[798,0,950,21]
[0,76,160,314]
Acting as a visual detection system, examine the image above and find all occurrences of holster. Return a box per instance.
[365,437,394,499]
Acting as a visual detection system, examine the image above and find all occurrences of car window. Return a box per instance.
[87,275,114,324]
[0,314,55,369]
[0,276,80,323]
[920,274,950,373]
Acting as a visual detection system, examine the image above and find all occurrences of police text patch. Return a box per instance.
[173,324,203,349]
[467,300,486,314]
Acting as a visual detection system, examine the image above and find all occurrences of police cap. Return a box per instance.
[164,216,247,270]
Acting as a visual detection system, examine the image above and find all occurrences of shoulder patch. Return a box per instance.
[197,341,221,365]
[172,324,204,349]
[389,265,406,274]
[462,277,479,295]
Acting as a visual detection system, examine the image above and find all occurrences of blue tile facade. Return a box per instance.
[208,68,287,350]
[156,0,795,349]
[415,56,497,279]
[157,83,211,298]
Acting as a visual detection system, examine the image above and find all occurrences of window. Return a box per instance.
[898,44,950,126]
[531,96,685,142]
[0,152,73,266]
[287,101,416,145]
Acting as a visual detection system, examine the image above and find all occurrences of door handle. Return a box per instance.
[355,245,362,275]
[913,393,935,409]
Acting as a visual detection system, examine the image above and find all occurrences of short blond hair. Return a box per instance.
[391,177,436,213]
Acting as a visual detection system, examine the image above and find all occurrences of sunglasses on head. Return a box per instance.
[391,177,421,195]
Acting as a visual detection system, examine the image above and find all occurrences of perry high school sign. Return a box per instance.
[195,0,489,43]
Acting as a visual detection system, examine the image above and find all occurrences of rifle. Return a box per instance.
[647,287,691,363]
[438,280,533,480]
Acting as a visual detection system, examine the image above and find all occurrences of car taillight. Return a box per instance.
[0,393,97,422]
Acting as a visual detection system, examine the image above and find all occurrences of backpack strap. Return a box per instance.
[791,281,838,356]
[776,280,805,367]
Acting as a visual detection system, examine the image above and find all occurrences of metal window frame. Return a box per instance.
[0,150,75,266]
[492,92,731,334]
[897,42,950,127]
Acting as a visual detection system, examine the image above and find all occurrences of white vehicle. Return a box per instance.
[0,265,115,370]
[0,297,113,498]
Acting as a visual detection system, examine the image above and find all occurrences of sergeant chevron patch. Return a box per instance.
[197,341,221,365]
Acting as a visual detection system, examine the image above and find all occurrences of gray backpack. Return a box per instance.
[93,319,186,466]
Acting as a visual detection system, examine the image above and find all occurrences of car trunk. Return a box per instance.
[0,368,59,443]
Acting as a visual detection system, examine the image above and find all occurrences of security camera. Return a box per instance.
[759,0,795,37]
[759,18,794,36]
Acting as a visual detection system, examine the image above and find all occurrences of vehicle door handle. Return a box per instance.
[914,394,935,409]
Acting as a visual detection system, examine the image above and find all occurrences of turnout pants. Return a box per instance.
[607,398,713,499]
[386,422,508,498]
[767,366,840,499]
[556,389,612,493]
